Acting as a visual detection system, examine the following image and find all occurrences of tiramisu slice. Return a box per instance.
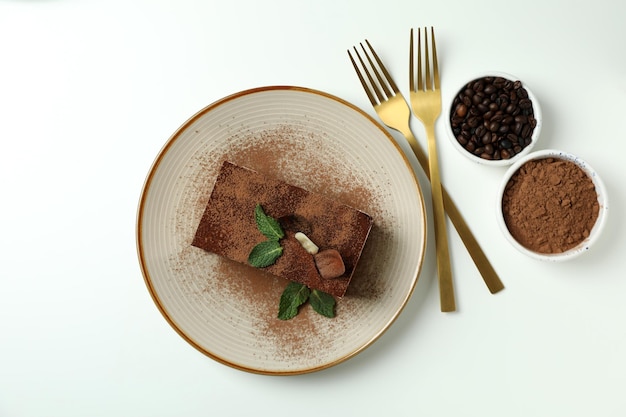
[192,161,373,297]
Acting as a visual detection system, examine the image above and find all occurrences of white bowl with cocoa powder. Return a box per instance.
[496,149,608,261]
[445,72,542,166]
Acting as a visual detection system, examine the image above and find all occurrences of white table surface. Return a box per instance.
[1,0,625,416]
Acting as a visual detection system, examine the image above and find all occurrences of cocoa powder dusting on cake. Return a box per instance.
[191,161,373,297]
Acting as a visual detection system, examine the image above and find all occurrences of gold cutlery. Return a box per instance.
[408,27,454,312]
[348,33,505,305]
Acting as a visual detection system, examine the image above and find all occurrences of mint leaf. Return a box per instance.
[248,240,283,268]
[309,289,336,318]
[254,204,284,241]
[278,282,311,320]
[248,205,285,267]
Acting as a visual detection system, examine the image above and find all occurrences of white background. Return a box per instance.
[1,0,625,416]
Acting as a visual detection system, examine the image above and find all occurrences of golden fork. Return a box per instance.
[348,38,505,303]
[409,27,454,312]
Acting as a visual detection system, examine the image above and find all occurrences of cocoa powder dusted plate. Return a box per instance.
[136,86,427,374]
[496,150,608,261]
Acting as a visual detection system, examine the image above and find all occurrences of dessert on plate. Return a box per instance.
[192,161,374,298]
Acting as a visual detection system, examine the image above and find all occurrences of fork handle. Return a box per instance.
[424,124,455,312]
[404,129,505,295]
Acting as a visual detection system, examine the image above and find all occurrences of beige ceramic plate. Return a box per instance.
[136,86,426,375]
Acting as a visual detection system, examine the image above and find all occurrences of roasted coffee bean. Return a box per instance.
[519,98,532,109]
[491,113,504,123]
[500,138,513,149]
[455,103,468,117]
[507,133,518,144]
[450,76,535,161]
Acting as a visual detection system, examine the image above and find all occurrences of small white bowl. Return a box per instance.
[496,149,608,261]
[445,72,542,167]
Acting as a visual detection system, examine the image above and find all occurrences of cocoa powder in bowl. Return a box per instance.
[498,150,607,260]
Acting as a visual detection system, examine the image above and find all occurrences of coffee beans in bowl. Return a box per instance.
[496,150,608,261]
[446,73,542,166]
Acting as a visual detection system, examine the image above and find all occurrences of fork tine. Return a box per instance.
[348,48,378,107]
[417,28,423,91]
[424,27,433,90]
[364,40,400,95]
[424,27,432,90]
[409,29,415,92]
[359,43,392,101]
[412,27,440,91]
[348,40,402,107]
[431,27,440,90]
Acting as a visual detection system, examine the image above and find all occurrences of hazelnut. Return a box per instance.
[314,249,345,279]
